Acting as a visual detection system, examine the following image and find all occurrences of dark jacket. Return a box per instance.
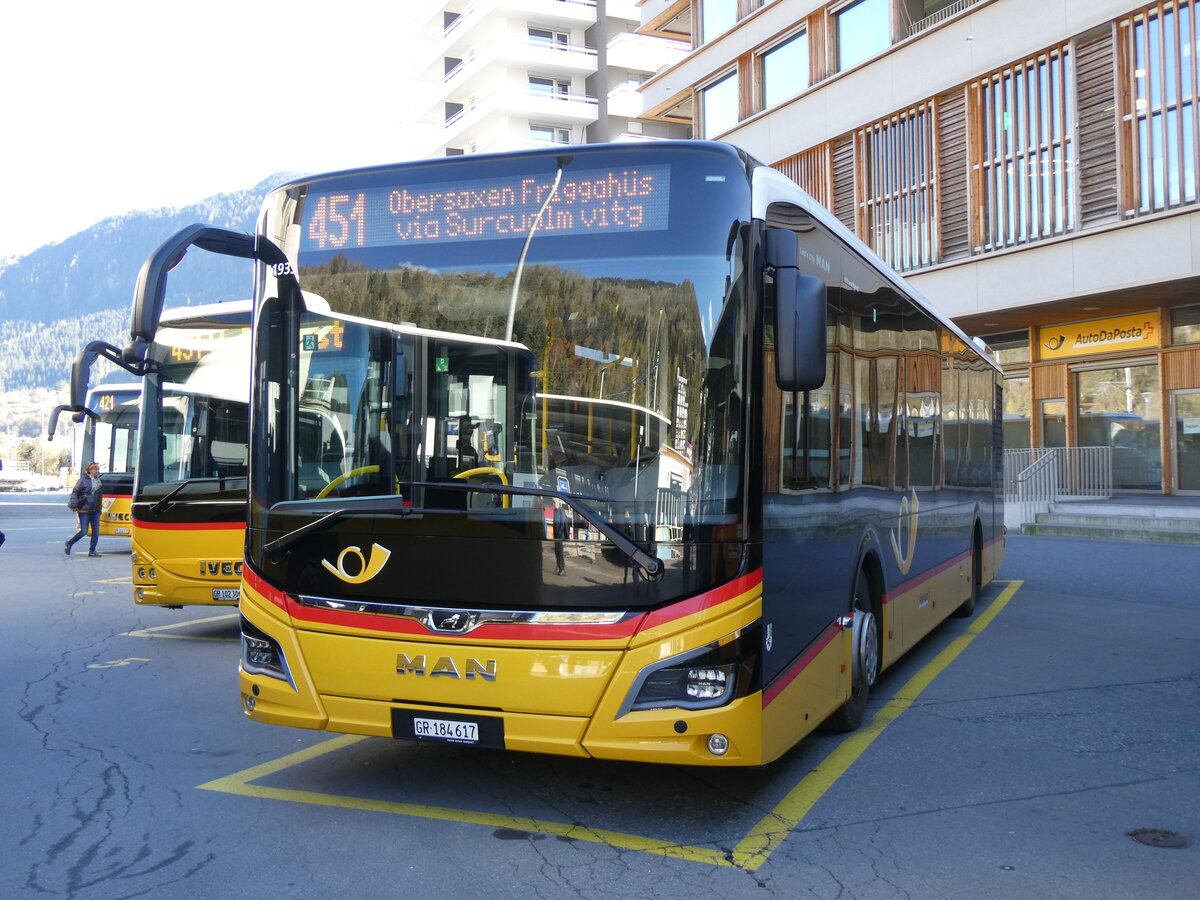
[70,474,104,513]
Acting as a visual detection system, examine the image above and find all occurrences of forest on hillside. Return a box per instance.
[0,309,131,393]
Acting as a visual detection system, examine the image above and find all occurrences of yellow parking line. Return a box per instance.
[198,582,1022,870]
[197,734,729,864]
[731,579,1022,870]
[123,613,239,641]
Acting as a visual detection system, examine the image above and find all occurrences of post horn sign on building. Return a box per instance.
[1037,312,1160,361]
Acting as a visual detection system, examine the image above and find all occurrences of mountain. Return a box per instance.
[0,174,300,392]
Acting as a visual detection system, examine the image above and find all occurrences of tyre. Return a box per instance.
[824,568,879,733]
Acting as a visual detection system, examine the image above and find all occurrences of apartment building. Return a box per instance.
[638,0,1200,493]
[408,0,690,158]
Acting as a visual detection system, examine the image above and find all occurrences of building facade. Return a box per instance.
[638,0,1200,493]
[408,0,690,159]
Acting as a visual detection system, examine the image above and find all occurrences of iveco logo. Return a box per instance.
[321,543,391,584]
[198,559,244,577]
[396,654,497,681]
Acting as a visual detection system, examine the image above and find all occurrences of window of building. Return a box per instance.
[972,44,1074,251]
[1122,0,1199,213]
[700,0,737,44]
[836,0,891,72]
[760,31,809,109]
[701,71,739,138]
[985,330,1032,365]
[1076,361,1162,490]
[530,124,571,145]
[1003,374,1032,449]
[530,75,570,97]
[1172,305,1200,343]
[857,102,937,271]
[529,27,569,47]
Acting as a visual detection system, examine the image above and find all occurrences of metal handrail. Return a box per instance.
[1004,446,1113,532]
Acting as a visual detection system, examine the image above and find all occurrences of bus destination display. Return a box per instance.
[302,165,670,251]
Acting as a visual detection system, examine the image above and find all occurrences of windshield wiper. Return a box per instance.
[148,476,247,513]
[262,483,664,579]
[407,480,664,579]
[263,504,419,563]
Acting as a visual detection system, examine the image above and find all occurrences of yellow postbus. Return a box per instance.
[50,382,140,538]
[133,142,1004,765]
[123,301,252,607]
[54,300,252,607]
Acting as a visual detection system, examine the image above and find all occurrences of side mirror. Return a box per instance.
[766,228,827,392]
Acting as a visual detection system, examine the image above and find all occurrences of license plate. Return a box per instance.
[413,717,479,744]
[212,588,240,602]
[114,528,130,535]
[392,708,504,748]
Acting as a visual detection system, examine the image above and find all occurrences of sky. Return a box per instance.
[0,2,427,260]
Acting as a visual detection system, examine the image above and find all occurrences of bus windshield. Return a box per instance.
[136,310,251,497]
[252,144,752,604]
[80,386,139,485]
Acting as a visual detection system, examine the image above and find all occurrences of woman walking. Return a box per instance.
[66,462,104,557]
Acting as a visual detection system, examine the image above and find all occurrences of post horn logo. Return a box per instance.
[321,543,392,584]
[889,490,920,575]
[1043,334,1067,352]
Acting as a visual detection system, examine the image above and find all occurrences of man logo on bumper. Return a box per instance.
[396,653,497,680]
[321,543,391,584]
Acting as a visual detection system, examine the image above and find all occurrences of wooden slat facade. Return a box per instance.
[936,87,971,261]
[1075,26,1121,226]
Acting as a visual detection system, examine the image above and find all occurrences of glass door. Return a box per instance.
[1075,361,1161,490]
[1172,390,1200,494]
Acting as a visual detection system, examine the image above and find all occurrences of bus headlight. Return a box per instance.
[240,617,295,688]
[623,623,761,714]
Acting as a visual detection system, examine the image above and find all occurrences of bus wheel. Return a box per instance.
[825,569,879,733]
[952,528,983,618]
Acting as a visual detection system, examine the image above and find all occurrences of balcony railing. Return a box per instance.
[444,40,598,86]
[905,0,983,36]
[443,0,599,40]
[444,87,598,131]
[1003,446,1113,532]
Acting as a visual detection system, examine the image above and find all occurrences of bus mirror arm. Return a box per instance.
[766,228,827,393]
[49,340,142,438]
[47,404,95,440]
[125,225,292,367]
[79,340,148,381]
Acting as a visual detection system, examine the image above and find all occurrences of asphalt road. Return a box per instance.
[1,494,1197,899]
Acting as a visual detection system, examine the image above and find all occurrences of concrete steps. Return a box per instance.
[1024,501,1200,544]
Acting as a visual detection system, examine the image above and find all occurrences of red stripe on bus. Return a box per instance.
[132,519,246,531]
[243,566,288,612]
[246,566,761,643]
[762,620,842,708]
[634,570,762,635]
[882,550,970,605]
